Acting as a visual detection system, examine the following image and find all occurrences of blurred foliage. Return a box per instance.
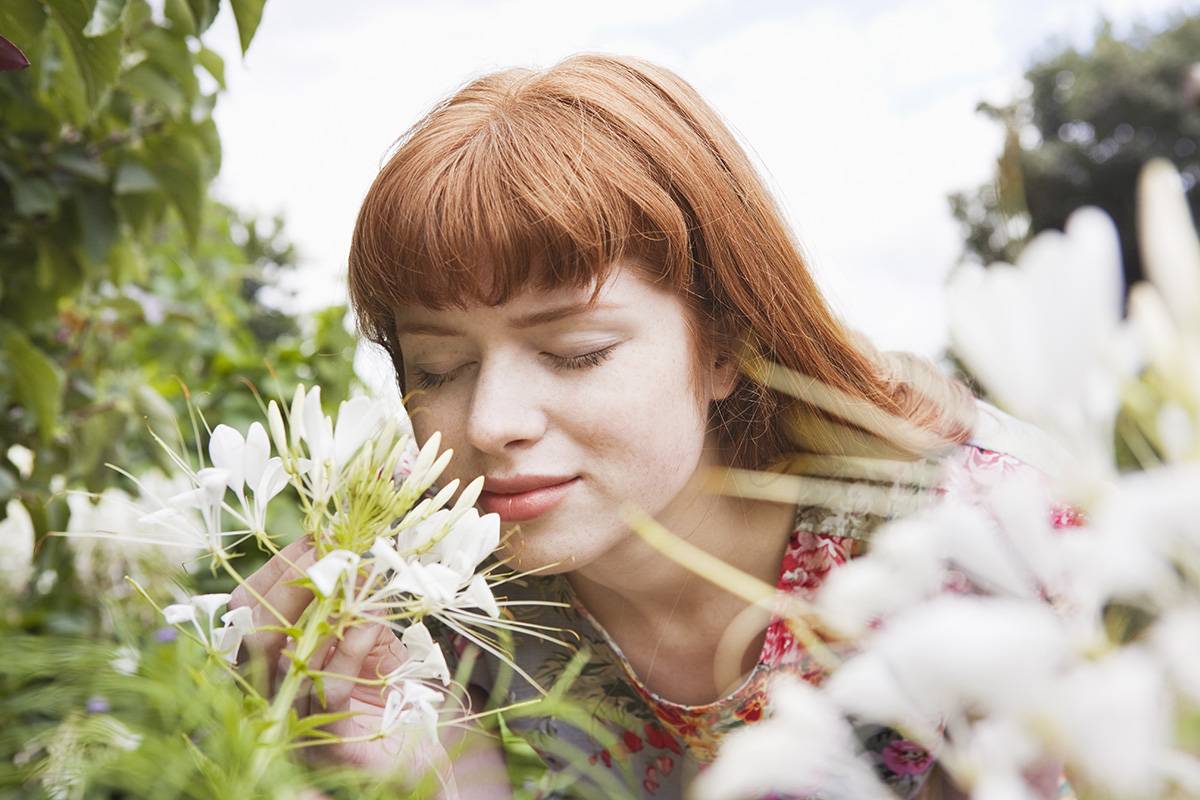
[0,0,358,634]
[0,631,443,800]
[948,12,1200,289]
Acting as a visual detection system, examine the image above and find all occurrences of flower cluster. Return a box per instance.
[697,160,1200,800]
[65,381,541,772]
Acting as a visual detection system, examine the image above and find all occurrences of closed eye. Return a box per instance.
[409,344,620,391]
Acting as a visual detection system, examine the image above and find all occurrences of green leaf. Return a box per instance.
[107,235,146,284]
[74,187,119,267]
[163,0,196,37]
[76,406,127,485]
[83,0,128,37]
[45,1,123,119]
[138,27,199,105]
[195,44,224,88]
[41,19,90,125]
[186,0,219,33]
[113,159,159,194]
[0,0,46,53]
[0,465,16,504]
[145,131,209,244]
[52,152,110,183]
[11,174,58,217]
[121,61,188,118]
[3,330,64,444]
[229,0,266,57]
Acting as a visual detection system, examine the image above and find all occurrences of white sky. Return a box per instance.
[205,0,1192,369]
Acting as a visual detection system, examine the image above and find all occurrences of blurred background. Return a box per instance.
[1,1,1198,794]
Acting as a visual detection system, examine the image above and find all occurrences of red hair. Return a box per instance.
[347,53,976,471]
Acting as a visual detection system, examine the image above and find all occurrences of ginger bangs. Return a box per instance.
[347,73,703,367]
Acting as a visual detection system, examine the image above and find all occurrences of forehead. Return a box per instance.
[393,261,673,335]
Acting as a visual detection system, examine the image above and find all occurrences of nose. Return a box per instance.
[464,353,547,455]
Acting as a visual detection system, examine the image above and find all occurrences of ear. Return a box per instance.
[710,349,739,402]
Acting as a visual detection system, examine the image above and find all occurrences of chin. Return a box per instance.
[494,523,596,576]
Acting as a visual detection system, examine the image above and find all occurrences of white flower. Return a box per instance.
[209,424,250,502]
[419,508,500,579]
[267,400,289,464]
[947,206,1135,485]
[457,574,499,619]
[5,444,33,479]
[1150,605,1200,705]
[306,549,361,597]
[1138,158,1200,335]
[159,592,250,663]
[1041,647,1171,797]
[210,626,246,663]
[110,646,140,676]
[207,423,288,535]
[381,680,444,743]
[694,674,892,800]
[65,474,204,593]
[385,558,462,609]
[0,499,35,595]
[383,622,451,686]
[161,603,196,625]
[825,595,1068,731]
[220,605,254,633]
[332,395,383,471]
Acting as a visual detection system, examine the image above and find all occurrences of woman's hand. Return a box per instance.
[228,537,462,796]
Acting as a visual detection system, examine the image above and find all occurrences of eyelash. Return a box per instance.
[409,344,619,390]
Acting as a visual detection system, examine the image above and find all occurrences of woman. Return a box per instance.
[233,54,1067,799]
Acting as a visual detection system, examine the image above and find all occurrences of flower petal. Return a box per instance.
[458,574,499,619]
[162,603,196,625]
[220,605,255,633]
[207,425,245,495]
[306,550,360,597]
[243,422,270,488]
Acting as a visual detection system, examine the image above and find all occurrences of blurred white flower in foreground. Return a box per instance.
[948,206,1136,491]
[701,160,1200,800]
[1132,159,1200,461]
[693,675,893,800]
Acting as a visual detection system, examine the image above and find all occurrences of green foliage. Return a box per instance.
[0,0,358,629]
[0,631,429,799]
[948,12,1200,286]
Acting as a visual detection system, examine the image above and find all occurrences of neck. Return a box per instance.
[565,441,797,665]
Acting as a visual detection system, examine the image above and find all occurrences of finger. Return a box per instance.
[315,624,388,713]
[293,632,341,716]
[229,535,314,613]
[239,546,322,681]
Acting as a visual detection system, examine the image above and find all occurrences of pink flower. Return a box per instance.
[881,739,933,776]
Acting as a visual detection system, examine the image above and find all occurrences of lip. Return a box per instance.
[478,476,579,522]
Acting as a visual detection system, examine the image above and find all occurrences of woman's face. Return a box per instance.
[394,262,736,574]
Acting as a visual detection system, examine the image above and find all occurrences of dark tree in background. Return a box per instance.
[949,13,1200,290]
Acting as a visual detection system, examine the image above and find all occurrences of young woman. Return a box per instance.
[233,54,1069,799]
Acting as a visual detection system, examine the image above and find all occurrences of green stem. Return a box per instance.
[247,593,337,787]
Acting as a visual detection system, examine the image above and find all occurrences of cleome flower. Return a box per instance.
[161,593,255,663]
[207,422,288,537]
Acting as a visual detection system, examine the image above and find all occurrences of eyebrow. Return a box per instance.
[395,301,617,337]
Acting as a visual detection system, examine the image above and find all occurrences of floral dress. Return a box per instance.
[440,422,1083,799]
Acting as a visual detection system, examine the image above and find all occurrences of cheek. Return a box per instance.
[404,396,455,454]
[573,338,708,485]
